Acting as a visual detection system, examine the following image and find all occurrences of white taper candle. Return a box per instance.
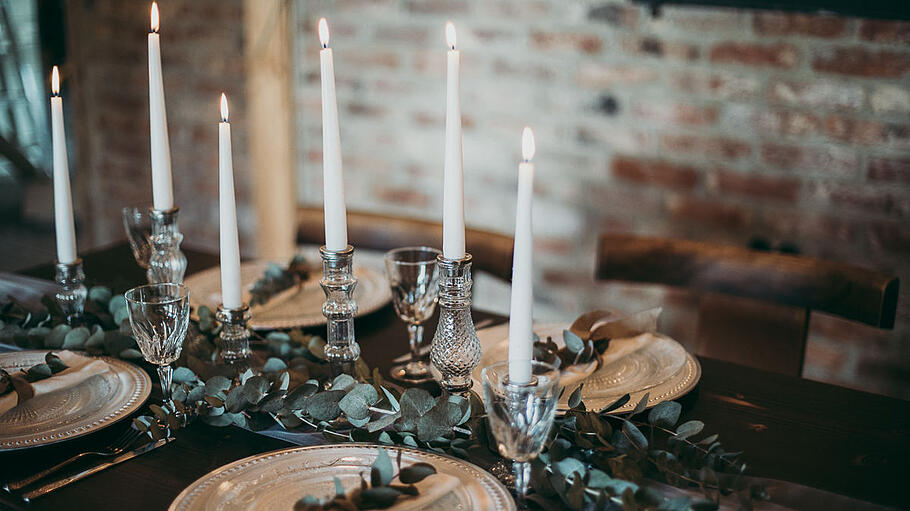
[50,66,77,264]
[148,2,174,211]
[442,22,465,260]
[318,18,348,252]
[219,93,243,310]
[508,127,536,384]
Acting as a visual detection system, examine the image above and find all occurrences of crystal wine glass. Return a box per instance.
[124,283,190,401]
[122,206,152,270]
[482,360,561,504]
[384,246,441,383]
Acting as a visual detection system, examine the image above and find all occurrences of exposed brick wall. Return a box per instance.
[292,1,910,398]
[65,0,252,253]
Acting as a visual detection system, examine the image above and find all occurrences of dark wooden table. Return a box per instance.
[2,243,909,510]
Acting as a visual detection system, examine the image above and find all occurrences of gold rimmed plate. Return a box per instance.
[184,258,391,330]
[473,323,701,414]
[169,443,516,511]
[0,350,151,451]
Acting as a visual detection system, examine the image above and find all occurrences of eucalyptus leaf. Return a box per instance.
[563,329,585,354]
[307,336,327,360]
[62,326,90,349]
[333,476,345,497]
[225,385,247,413]
[400,388,434,419]
[45,353,67,373]
[119,348,143,359]
[399,462,436,484]
[630,392,650,417]
[262,357,288,373]
[381,386,400,412]
[622,420,648,450]
[27,326,51,348]
[648,401,682,429]
[108,295,127,316]
[366,411,400,433]
[45,324,71,348]
[173,367,197,384]
[348,383,379,406]
[89,286,113,305]
[568,384,584,409]
[242,376,271,405]
[360,487,401,508]
[675,420,705,440]
[339,392,370,421]
[84,326,105,353]
[330,374,357,392]
[554,457,586,479]
[27,363,52,380]
[306,390,345,422]
[205,376,232,396]
[370,448,394,487]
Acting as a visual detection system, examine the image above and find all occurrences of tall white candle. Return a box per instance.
[148,2,174,211]
[318,18,348,252]
[508,127,536,384]
[50,66,77,264]
[443,22,465,260]
[219,94,242,310]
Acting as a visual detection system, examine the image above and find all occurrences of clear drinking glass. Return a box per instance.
[482,360,561,504]
[124,283,190,402]
[384,246,441,382]
[122,206,152,270]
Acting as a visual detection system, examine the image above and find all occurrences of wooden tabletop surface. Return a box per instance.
[1,243,908,510]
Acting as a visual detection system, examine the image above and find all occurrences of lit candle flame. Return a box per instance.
[151,2,159,33]
[522,127,535,162]
[220,93,229,123]
[51,66,60,96]
[445,22,456,50]
[318,18,329,48]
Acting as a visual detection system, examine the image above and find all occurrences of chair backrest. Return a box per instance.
[596,233,899,375]
[297,206,514,281]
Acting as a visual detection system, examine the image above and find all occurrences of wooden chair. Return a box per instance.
[296,206,514,281]
[596,234,899,376]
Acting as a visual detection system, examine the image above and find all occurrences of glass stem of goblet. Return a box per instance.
[157,364,174,402]
[407,323,424,363]
[513,460,531,505]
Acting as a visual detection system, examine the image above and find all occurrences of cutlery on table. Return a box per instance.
[4,427,143,492]
[20,437,174,501]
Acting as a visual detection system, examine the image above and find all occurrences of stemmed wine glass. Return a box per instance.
[124,283,190,402]
[122,206,152,270]
[384,246,441,383]
[482,360,561,505]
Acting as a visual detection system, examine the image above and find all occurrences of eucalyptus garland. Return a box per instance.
[0,287,141,359]
[249,254,310,306]
[0,293,763,510]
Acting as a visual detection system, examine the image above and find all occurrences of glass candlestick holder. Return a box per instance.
[147,207,187,284]
[429,253,482,393]
[216,305,252,365]
[320,245,360,363]
[54,258,87,325]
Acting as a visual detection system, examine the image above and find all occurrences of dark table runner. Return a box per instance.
[1,242,908,510]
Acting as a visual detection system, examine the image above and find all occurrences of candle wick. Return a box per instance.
[322,43,327,49]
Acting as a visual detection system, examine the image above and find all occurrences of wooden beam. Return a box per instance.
[243,0,296,259]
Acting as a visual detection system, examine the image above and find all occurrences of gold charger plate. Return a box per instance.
[0,350,151,451]
[169,443,516,511]
[473,323,701,413]
[184,259,391,330]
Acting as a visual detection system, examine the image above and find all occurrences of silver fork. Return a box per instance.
[4,427,143,492]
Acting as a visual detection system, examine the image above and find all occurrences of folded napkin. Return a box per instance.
[0,351,113,417]
[386,472,461,511]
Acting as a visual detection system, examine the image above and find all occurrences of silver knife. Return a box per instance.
[22,437,174,501]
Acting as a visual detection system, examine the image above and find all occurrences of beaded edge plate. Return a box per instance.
[184,259,391,330]
[0,350,151,451]
[168,443,516,511]
[473,323,701,414]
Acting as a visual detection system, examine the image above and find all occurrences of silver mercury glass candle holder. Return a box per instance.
[54,258,87,324]
[147,207,187,284]
[429,253,482,393]
[320,245,361,363]
[216,304,252,365]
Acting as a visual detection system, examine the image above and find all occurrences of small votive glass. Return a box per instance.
[482,360,561,504]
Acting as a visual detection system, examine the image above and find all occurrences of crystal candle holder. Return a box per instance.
[429,253,482,393]
[216,305,252,364]
[320,245,360,363]
[147,207,187,284]
[54,258,87,324]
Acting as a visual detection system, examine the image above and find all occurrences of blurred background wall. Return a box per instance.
[1,0,908,398]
